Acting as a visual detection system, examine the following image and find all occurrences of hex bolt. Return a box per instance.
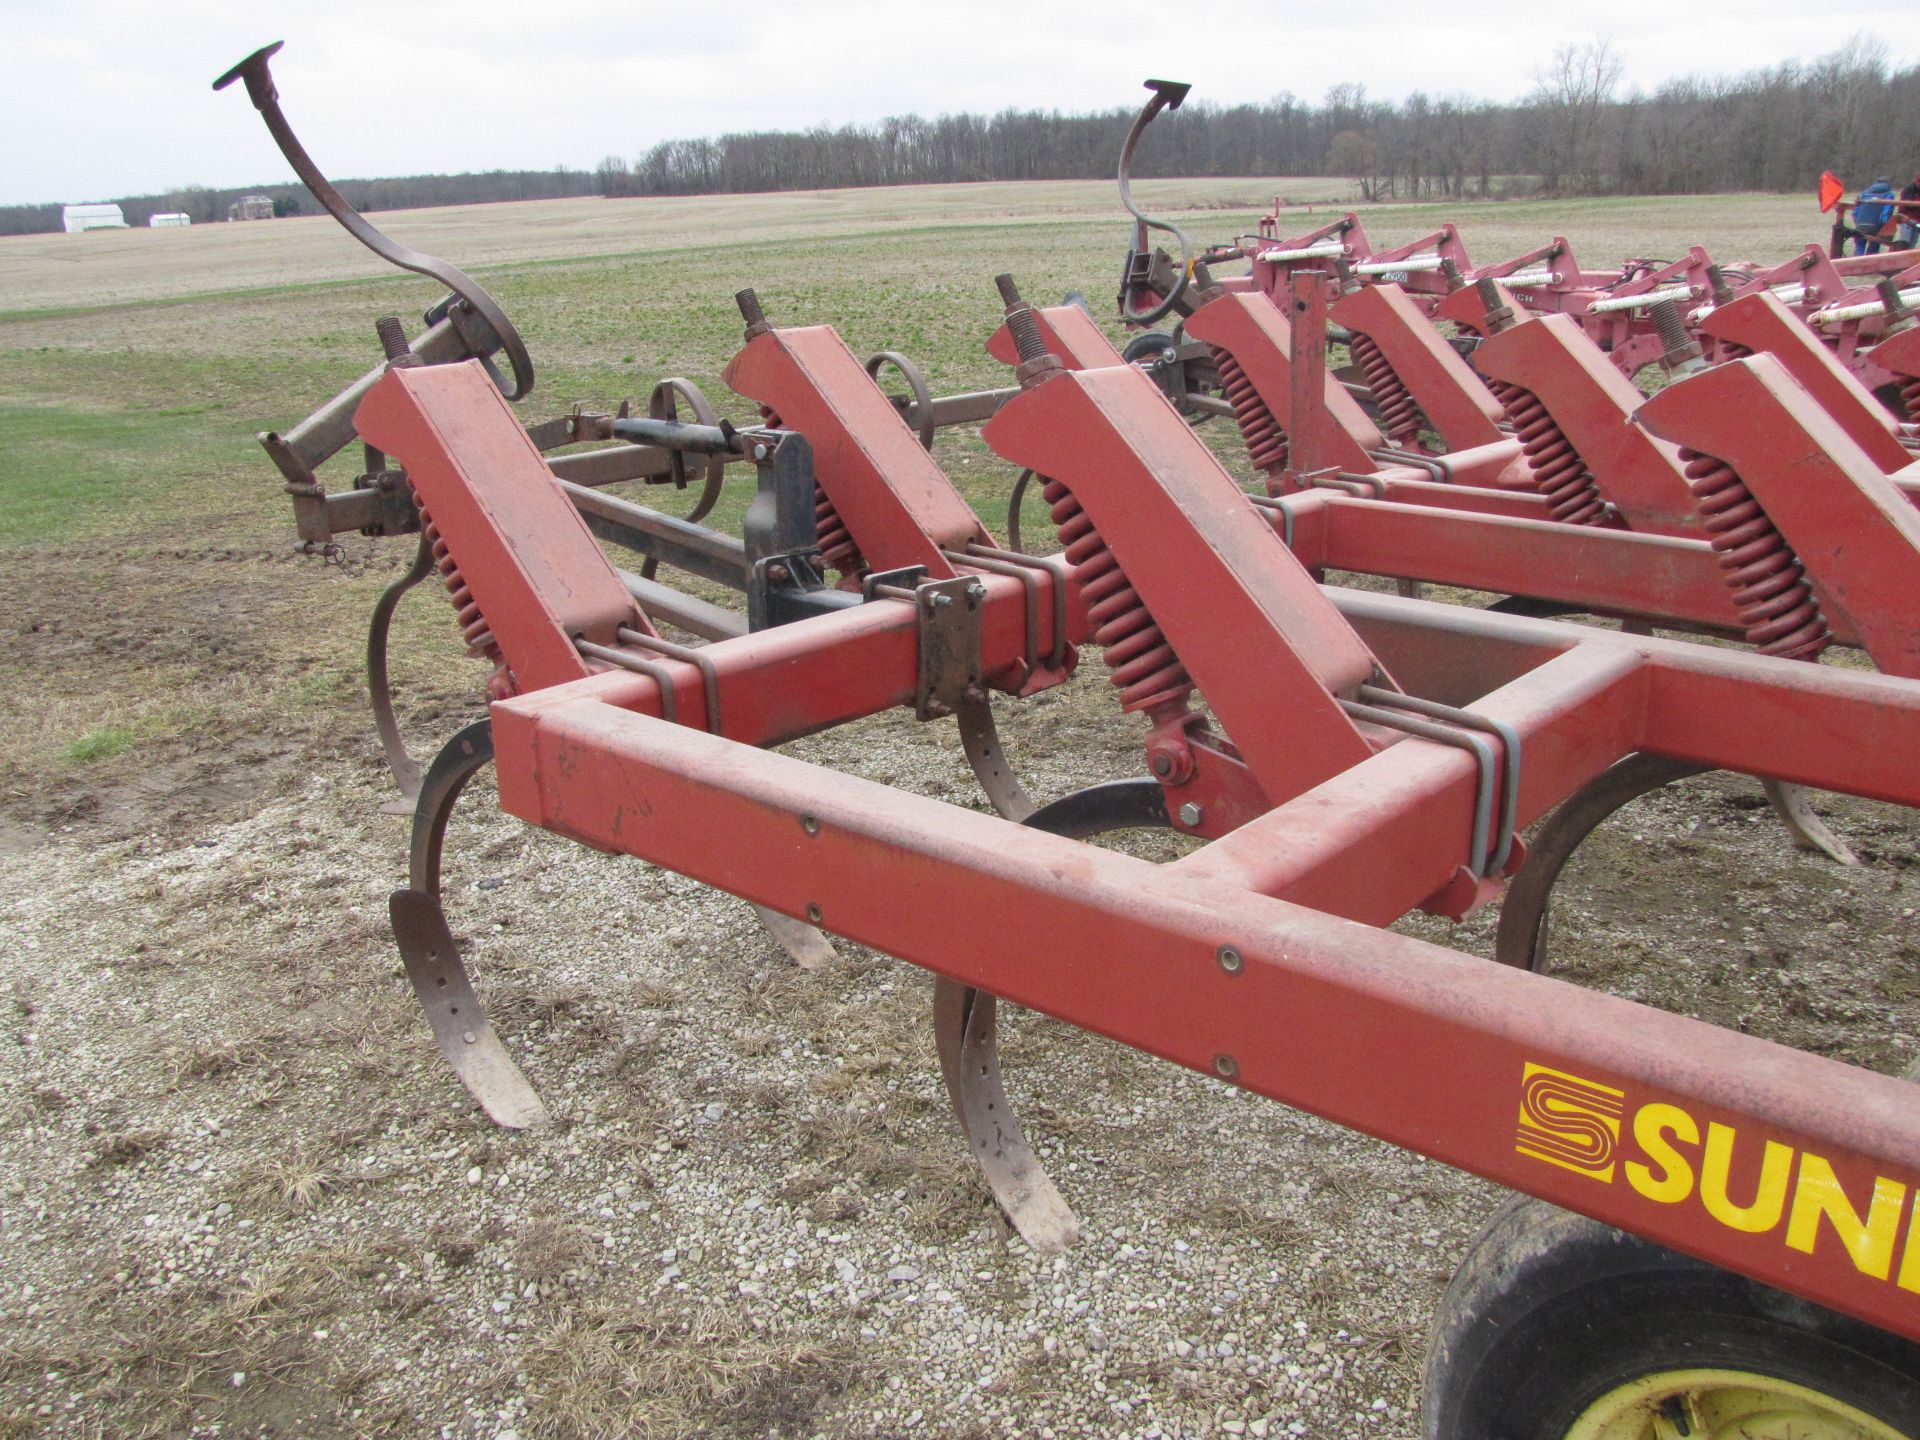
[1178,801,1204,827]
[752,443,770,461]
[1216,945,1243,976]
[736,288,771,338]
[1150,752,1174,778]
[1212,1054,1240,1080]
[375,315,417,367]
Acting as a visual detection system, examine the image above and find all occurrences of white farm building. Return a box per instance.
[148,212,191,228]
[62,203,128,232]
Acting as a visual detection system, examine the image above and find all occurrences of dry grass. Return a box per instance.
[514,1303,865,1440]
[0,1243,377,1438]
[1194,1192,1310,1251]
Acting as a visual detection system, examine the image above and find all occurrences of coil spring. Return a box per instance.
[1211,345,1288,473]
[1041,476,1192,713]
[1680,447,1831,660]
[1348,331,1424,448]
[1504,387,1610,524]
[412,494,498,662]
[756,400,865,577]
[814,483,865,576]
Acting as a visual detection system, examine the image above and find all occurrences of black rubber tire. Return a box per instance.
[1424,1196,1920,1439]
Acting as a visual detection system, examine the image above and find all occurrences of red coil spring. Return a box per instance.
[814,483,865,577]
[1680,447,1830,660]
[757,400,866,577]
[1504,387,1610,524]
[1348,331,1424,448]
[1041,476,1192,713]
[1211,346,1288,473]
[407,492,500,663]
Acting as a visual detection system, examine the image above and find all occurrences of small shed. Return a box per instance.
[227,194,274,222]
[62,203,128,233]
[148,212,192,228]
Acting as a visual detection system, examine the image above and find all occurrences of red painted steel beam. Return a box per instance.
[1296,495,1748,634]
[488,680,1920,1342]
[1173,643,1646,921]
[723,325,990,576]
[984,363,1378,802]
[497,565,1069,753]
[1331,283,1508,450]
[1873,325,1920,394]
[1635,356,1920,678]
[1474,315,1702,536]
[987,303,1126,371]
[1699,292,1911,472]
[354,361,647,695]
[1325,589,1920,808]
[1185,290,1385,474]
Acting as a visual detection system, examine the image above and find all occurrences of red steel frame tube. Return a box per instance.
[488,622,1920,1342]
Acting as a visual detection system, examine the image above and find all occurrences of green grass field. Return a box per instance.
[0,182,1827,829]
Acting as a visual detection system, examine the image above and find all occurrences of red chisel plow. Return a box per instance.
[222,49,1920,1436]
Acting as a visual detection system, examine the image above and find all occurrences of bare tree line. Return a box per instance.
[6,36,1912,237]
[592,35,1915,202]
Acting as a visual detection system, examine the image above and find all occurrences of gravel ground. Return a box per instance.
[4,641,1917,1439]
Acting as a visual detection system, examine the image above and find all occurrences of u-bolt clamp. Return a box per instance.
[213,41,535,401]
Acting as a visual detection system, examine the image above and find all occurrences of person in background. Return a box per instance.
[1853,176,1897,255]
[1896,173,1920,250]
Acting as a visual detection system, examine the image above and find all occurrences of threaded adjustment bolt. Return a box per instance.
[994,273,1024,309]
[736,288,771,337]
[1878,278,1911,325]
[1653,298,1703,374]
[1652,298,1689,354]
[1474,276,1514,333]
[1006,304,1048,364]
[375,315,414,366]
[1707,263,1735,308]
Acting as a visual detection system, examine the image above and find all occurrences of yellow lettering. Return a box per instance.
[1786,1154,1906,1281]
[1901,1199,1920,1294]
[1699,1123,1792,1234]
[1625,1103,1698,1204]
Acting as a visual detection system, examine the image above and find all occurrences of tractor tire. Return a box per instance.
[1423,1195,1920,1439]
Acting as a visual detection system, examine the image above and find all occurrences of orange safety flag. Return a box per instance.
[1819,171,1846,213]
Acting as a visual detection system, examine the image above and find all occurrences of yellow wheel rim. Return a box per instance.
[1563,1368,1910,1439]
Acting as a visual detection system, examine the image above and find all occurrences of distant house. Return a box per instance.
[148,212,192,228]
[62,203,128,233]
[226,194,274,222]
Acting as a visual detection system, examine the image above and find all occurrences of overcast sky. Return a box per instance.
[3,0,1913,206]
